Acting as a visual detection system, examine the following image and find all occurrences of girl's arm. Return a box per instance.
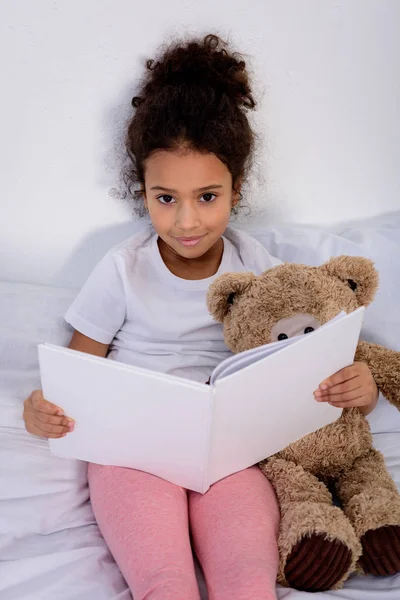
[23,330,110,438]
[68,330,109,357]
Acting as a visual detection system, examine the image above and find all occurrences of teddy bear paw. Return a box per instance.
[360,524,400,576]
[284,533,353,592]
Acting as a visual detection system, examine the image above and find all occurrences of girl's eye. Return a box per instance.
[158,195,175,204]
[200,193,216,203]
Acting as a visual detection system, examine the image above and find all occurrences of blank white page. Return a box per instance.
[206,307,365,487]
[40,345,212,493]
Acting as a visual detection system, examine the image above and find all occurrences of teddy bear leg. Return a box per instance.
[261,458,361,591]
[336,448,400,576]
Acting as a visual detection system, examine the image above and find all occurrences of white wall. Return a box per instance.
[1,0,400,287]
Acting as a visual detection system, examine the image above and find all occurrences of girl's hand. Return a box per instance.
[23,389,74,438]
[314,362,379,415]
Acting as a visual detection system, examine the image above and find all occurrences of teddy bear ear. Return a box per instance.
[207,272,255,322]
[320,255,379,306]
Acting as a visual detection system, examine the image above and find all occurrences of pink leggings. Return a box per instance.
[89,464,279,600]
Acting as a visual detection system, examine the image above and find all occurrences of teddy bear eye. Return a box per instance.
[304,327,314,334]
[278,333,288,341]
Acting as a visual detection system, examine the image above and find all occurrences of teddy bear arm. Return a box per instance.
[355,341,400,410]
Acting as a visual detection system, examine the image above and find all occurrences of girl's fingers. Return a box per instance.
[35,411,73,428]
[316,383,362,401]
[318,366,359,390]
[29,423,67,439]
[324,389,364,404]
[315,375,360,398]
[23,390,73,439]
[36,423,69,435]
[26,417,71,436]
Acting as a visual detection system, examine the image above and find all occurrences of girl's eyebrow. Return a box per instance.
[150,184,224,193]
[196,184,224,192]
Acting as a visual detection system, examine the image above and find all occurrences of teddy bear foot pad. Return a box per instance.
[360,525,400,576]
[284,533,352,592]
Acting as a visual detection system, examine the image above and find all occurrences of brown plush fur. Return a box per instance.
[207,256,400,591]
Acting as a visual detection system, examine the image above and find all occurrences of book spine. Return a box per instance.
[200,385,216,494]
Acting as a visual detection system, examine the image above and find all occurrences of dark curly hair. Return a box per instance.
[123,34,257,215]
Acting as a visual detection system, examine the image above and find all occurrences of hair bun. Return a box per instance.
[133,35,255,110]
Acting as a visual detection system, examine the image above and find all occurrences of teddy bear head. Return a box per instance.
[207,256,378,354]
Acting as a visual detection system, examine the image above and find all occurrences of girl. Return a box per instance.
[23,35,378,600]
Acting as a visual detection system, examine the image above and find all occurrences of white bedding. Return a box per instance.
[1,212,400,599]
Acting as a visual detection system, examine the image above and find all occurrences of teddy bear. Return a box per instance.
[207,255,400,592]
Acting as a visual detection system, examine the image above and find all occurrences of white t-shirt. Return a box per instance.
[65,226,281,383]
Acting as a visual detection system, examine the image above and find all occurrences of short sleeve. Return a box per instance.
[65,252,126,344]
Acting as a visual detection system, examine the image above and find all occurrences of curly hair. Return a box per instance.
[123,34,257,215]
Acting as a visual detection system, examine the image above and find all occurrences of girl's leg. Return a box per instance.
[88,463,200,600]
[189,466,279,600]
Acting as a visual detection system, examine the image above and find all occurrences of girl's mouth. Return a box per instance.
[175,235,206,247]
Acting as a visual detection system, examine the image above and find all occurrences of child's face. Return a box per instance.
[143,149,239,259]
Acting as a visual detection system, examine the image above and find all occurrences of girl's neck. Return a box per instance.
[157,237,224,280]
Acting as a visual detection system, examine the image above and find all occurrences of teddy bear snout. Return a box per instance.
[270,313,321,342]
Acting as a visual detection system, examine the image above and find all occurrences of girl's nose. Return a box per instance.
[175,201,201,231]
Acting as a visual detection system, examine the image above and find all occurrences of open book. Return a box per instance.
[39,307,365,493]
